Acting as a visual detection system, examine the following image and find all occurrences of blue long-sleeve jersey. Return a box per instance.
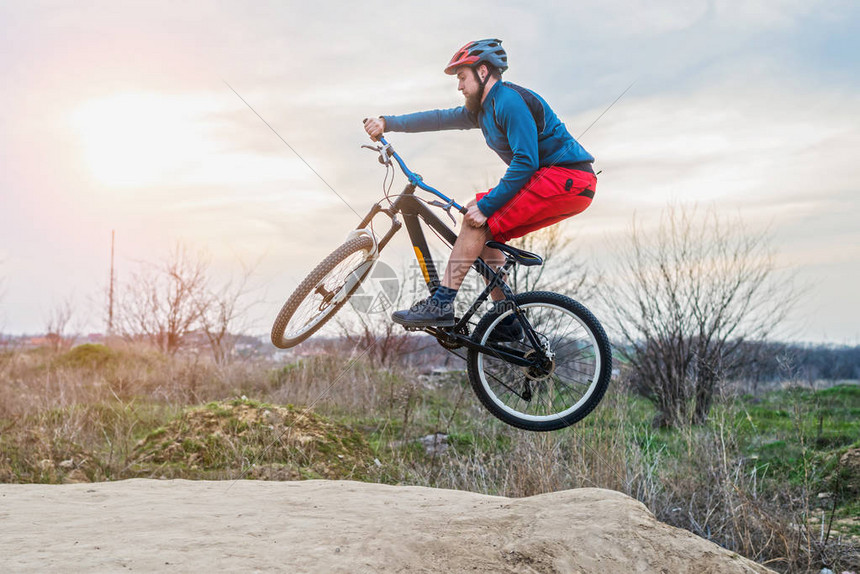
[383,81,594,217]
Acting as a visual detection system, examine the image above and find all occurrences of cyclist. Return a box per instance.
[363,39,596,333]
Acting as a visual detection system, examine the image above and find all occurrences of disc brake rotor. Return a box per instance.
[521,344,556,381]
[314,283,339,311]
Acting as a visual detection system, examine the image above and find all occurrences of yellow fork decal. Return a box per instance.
[413,246,431,284]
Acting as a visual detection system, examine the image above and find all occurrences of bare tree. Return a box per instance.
[44,298,75,352]
[116,245,259,360]
[196,261,259,364]
[335,261,430,369]
[0,259,5,332]
[339,312,424,369]
[0,259,9,346]
[605,204,796,427]
[117,245,209,355]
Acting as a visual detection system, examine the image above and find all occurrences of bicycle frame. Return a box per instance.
[353,138,547,367]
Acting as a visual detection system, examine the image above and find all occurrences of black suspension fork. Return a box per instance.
[356,192,408,252]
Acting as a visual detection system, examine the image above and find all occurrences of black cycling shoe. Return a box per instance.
[392,297,455,328]
[487,317,524,343]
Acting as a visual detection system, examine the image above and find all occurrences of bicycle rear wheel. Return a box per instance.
[467,291,612,431]
[271,235,375,349]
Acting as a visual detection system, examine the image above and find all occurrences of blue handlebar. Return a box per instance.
[378,136,467,214]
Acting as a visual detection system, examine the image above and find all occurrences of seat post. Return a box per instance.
[487,258,517,302]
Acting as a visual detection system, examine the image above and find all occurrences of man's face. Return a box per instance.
[456,66,483,112]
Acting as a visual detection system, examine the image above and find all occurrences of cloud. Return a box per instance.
[584,78,860,209]
[1,0,859,340]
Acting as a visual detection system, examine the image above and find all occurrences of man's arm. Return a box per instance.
[364,107,477,140]
[476,95,539,217]
[386,107,478,133]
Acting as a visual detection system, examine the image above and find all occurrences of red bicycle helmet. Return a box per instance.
[444,39,508,75]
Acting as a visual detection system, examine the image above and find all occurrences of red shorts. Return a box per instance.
[476,166,596,242]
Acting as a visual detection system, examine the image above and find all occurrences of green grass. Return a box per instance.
[731,384,860,489]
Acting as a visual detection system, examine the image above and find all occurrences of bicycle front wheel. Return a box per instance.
[271,235,375,349]
[467,291,612,432]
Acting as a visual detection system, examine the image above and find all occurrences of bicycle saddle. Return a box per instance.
[485,241,543,267]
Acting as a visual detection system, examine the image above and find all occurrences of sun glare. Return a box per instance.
[70,92,319,191]
[71,93,223,188]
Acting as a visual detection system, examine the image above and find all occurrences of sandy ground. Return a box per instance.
[0,479,774,573]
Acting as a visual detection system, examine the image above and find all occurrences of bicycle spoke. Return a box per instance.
[285,250,367,335]
[271,235,374,348]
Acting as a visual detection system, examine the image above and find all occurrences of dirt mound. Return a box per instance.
[128,399,374,481]
[55,343,120,369]
[0,480,776,573]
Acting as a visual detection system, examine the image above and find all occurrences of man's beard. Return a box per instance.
[464,90,482,113]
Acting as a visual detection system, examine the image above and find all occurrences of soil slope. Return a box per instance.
[0,479,774,573]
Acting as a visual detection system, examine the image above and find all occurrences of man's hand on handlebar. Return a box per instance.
[363,117,386,141]
[465,199,488,228]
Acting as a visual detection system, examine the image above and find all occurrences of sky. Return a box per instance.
[1,0,859,343]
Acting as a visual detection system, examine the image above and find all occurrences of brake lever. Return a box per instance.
[379,143,393,166]
[428,199,458,226]
[361,143,392,166]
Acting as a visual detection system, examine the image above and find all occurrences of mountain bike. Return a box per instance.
[271,137,612,431]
